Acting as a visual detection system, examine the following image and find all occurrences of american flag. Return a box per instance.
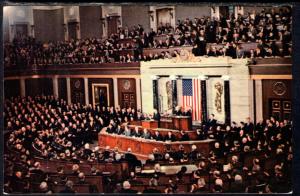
[182,79,202,121]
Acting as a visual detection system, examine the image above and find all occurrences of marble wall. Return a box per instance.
[158,77,173,114]
[207,77,225,123]
[140,57,251,123]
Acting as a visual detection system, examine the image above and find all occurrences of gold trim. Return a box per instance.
[92,83,110,108]
[251,75,292,80]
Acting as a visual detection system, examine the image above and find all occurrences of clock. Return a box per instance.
[74,80,81,89]
[272,82,286,96]
[123,80,131,90]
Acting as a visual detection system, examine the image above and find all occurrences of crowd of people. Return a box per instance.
[4,95,293,193]
[4,6,292,68]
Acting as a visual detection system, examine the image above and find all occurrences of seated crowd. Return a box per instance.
[4,7,292,68]
[4,95,292,193]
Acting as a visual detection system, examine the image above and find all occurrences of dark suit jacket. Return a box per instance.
[153,113,161,121]
[207,119,217,127]
[174,110,182,116]
[164,134,176,142]
[153,134,163,141]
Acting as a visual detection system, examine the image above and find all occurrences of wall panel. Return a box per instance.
[4,80,20,98]
[118,78,136,109]
[121,5,150,32]
[70,78,84,104]
[262,79,292,120]
[175,5,211,21]
[58,78,67,101]
[88,78,114,107]
[33,8,64,42]
[25,78,53,97]
[79,6,103,39]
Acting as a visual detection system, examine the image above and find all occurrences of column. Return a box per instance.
[151,75,159,110]
[249,80,255,124]
[136,78,142,111]
[76,23,81,40]
[84,78,89,105]
[255,79,263,123]
[66,77,71,105]
[177,79,183,107]
[169,75,178,113]
[30,25,35,38]
[20,78,26,97]
[64,24,69,41]
[199,75,208,123]
[53,77,59,99]
[113,78,119,108]
[222,75,231,125]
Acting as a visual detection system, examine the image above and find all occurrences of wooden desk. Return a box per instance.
[160,116,173,129]
[142,120,158,129]
[126,125,198,140]
[172,116,192,131]
[49,175,104,193]
[98,131,214,159]
[34,157,127,180]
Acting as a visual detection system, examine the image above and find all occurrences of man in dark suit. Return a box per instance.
[153,109,161,122]
[143,178,161,193]
[29,162,46,183]
[180,130,190,141]
[164,131,176,142]
[115,125,124,135]
[124,148,141,171]
[207,114,217,128]
[152,131,163,141]
[184,108,192,117]
[174,106,182,116]
[99,89,107,107]
[230,174,246,193]
[132,127,141,137]
[244,117,254,136]
[60,180,76,193]
[120,181,138,193]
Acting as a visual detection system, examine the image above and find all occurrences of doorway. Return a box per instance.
[107,16,119,35]
[156,8,172,28]
[92,84,110,108]
[15,23,28,39]
[269,99,292,121]
[121,92,136,109]
[219,6,230,19]
[68,21,78,40]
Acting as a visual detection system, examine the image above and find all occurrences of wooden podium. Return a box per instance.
[172,116,192,131]
[142,120,159,129]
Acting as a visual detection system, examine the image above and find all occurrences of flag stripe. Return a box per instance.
[182,79,202,122]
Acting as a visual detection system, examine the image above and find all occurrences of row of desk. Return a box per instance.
[98,130,214,159]
[99,116,211,160]
[126,124,198,140]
